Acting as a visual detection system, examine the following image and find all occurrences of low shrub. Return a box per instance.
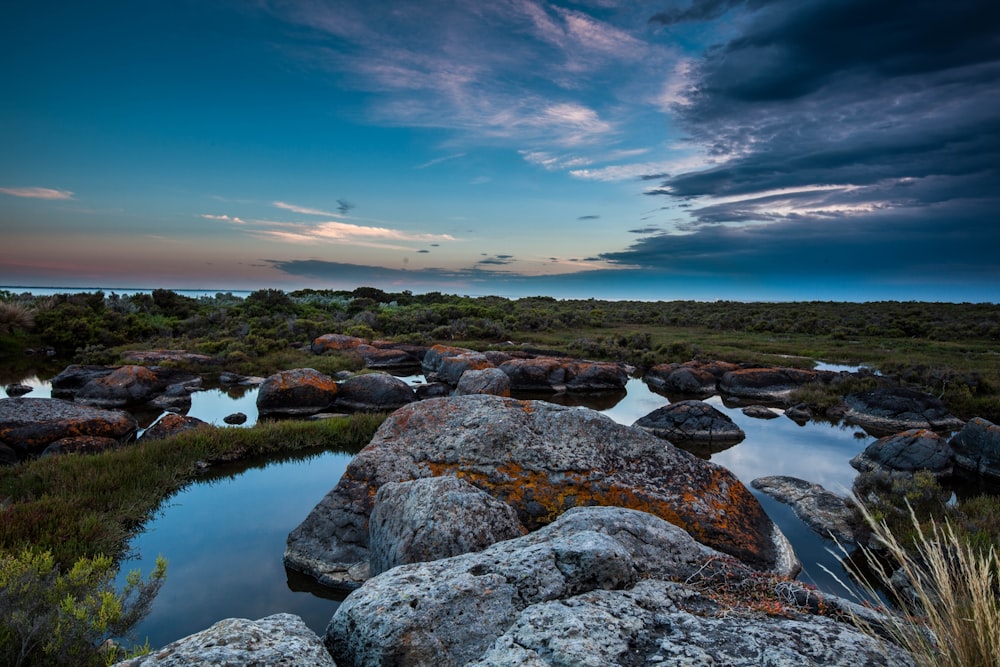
[0,548,166,667]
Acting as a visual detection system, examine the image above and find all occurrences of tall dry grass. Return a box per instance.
[841,502,1000,667]
[0,302,33,335]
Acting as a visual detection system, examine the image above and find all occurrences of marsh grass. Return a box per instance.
[0,415,385,567]
[839,501,1000,666]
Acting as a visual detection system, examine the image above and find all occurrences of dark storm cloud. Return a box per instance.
[628,226,661,234]
[477,256,515,266]
[630,0,1000,292]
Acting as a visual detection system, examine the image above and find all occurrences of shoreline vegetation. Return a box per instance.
[2,286,999,665]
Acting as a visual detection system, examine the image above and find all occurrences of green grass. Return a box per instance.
[0,415,386,567]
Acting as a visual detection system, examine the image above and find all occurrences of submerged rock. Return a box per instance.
[285,395,796,591]
[498,357,628,393]
[752,476,858,544]
[4,383,32,397]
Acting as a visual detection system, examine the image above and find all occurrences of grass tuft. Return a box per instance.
[840,501,1000,666]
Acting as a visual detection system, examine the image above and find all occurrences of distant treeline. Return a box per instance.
[2,286,998,359]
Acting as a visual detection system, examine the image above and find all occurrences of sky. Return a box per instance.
[1,0,998,302]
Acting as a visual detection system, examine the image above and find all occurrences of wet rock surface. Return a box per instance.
[285,394,796,591]
[751,476,858,544]
[498,357,628,393]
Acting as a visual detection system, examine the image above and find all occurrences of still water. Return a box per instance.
[1,375,874,648]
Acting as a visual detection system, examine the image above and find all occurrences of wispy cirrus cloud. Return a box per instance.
[416,153,467,169]
[263,1,673,148]
[0,186,74,200]
[272,201,345,217]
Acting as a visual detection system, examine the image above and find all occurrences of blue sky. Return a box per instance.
[1,0,997,301]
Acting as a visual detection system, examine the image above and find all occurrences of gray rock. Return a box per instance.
[121,350,214,365]
[334,372,415,412]
[785,403,813,422]
[751,476,858,544]
[114,613,334,666]
[454,367,511,397]
[470,579,910,667]
[850,428,954,478]
[256,368,338,417]
[844,387,964,435]
[285,395,796,591]
[369,476,525,576]
[327,506,903,667]
[310,333,368,354]
[950,417,1000,481]
[633,399,745,446]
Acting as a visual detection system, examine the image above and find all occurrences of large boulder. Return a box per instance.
[632,399,745,446]
[950,417,1000,481]
[334,373,415,412]
[850,428,954,479]
[285,395,797,590]
[74,365,202,408]
[0,397,137,458]
[256,368,338,417]
[369,476,525,576]
[844,386,964,435]
[422,344,495,384]
[751,476,859,544]
[498,357,628,393]
[326,506,907,667]
[115,613,335,666]
[720,367,824,401]
[454,368,511,397]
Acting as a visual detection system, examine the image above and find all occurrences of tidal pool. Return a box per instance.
[2,374,876,647]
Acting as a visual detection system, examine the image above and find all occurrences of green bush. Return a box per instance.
[0,548,166,667]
